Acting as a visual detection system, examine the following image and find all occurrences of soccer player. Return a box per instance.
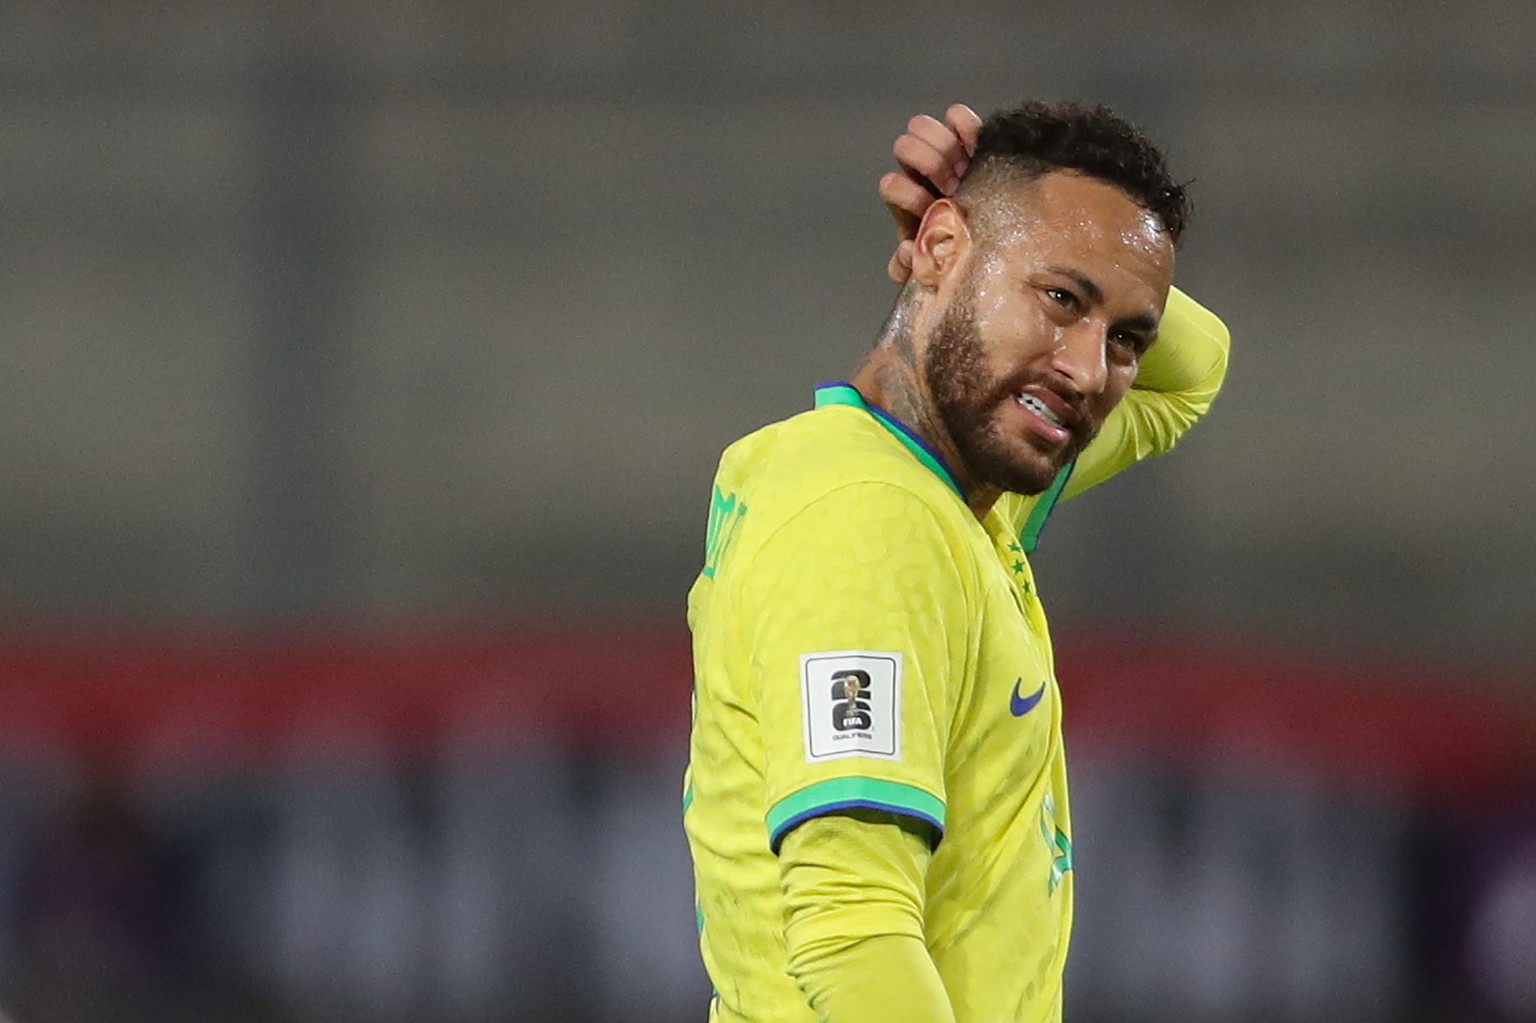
[684,101,1230,1023]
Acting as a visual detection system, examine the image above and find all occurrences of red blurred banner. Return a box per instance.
[0,624,1529,796]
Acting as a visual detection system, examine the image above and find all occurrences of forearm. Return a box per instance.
[1064,284,1231,498]
[791,931,955,1023]
[1131,285,1230,402]
[780,812,954,1023]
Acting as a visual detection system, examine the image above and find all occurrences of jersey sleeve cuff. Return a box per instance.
[766,777,945,853]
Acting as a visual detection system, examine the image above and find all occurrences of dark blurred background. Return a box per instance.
[0,2,1533,1022]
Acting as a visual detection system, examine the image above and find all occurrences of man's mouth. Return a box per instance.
[1015,392,1065,429]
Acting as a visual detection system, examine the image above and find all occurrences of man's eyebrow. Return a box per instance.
[1115,312,1160,336]
[1045,266,1104,305]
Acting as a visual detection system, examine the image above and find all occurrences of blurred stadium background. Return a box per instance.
[1,2,1534,1021]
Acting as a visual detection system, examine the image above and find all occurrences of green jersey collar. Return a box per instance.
[814,381,1072,552]
[814,382,965,501]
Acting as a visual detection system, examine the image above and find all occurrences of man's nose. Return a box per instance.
[1048,325,1108,396]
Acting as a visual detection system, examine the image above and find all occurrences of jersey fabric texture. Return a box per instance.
[686,385,1073,1023]
[684,286,1229,1023]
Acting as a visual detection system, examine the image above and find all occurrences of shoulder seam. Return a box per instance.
[736,478,964,581]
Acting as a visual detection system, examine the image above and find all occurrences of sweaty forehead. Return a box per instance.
[973,170,1172,274]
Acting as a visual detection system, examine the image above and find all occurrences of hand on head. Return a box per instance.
[880,104,982,283]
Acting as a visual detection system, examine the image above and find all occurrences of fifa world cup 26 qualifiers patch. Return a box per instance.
[799,651,902,762]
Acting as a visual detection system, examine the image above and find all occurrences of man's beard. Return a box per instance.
[923,276,1095,497]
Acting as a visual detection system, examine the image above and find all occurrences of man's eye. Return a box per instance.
[1111,332,1149,356]
[1045,288,1077,310]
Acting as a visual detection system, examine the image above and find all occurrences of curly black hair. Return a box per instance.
[958,100,1190,243]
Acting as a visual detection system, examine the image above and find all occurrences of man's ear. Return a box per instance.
[910,198,972,288]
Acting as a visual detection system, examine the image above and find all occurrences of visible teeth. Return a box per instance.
[1016,393,1064,428]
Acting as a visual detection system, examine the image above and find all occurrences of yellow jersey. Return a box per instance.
[684,288,1229,1023]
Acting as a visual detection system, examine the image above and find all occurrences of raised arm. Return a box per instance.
[1061,284,1229,499]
